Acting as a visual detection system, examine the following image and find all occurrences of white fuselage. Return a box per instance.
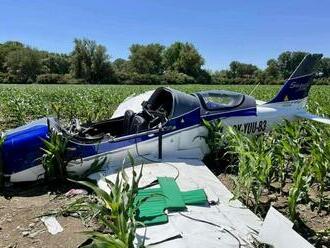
[9,96,307,183]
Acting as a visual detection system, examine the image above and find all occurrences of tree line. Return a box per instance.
[0,39,329,85]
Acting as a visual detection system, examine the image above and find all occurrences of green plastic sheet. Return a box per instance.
[135,177,207,226]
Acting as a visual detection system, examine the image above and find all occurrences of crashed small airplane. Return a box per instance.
[2,53,330,183]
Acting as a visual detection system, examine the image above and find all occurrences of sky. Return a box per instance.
[1,0,330,70]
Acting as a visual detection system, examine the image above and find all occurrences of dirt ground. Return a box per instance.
[0,184,89,248]
[1,176,329,248]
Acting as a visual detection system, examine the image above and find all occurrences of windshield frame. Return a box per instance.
[196,91,245,111]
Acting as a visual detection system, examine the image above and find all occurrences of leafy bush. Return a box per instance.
[163,71,196,84]
[36,73,65,84]
[36,73,88,84]
[115,71,198,85]
[0,72,7,83]
[115,72,160,85]
[210,74,286,85]
[314,78,330,85]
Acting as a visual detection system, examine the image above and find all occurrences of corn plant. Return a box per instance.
[270,125,289,189]
[310,129,330,210]
[288,161,312,221]
[226,128,254,204]
[10,97,27,126]
[68,154,144,248]
[201,120,239,174]
[0,85,329,130]
[272,120,304,191]
[201,119,225,152]
[50,102,63,120]
[41,131,68,182]
[227,128,274,212]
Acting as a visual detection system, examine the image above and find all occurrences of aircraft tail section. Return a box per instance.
[267,53,322,104]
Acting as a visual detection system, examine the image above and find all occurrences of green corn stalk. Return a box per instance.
[201,120,239,174]
[226,128,248,201]
[201,120,224,149]
[271,124,288,189]
[310,131,330,210]
[288,161,312,221]
[227,127,275,212]
[50,102,62,120]
[11,98,27,126]
[41,131,68,182]
[273,120,304,191]
[227,128,256,206]
[68,154,144,248]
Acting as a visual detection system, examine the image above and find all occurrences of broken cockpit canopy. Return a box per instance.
[145,87,200,119]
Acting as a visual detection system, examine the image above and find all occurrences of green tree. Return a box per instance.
[265,59,280,79]
[228,61,259,78]
[163,42,204,77]
[71,38,113,83]
[0,41,24,72]
[5,47,41,83]
[92,45,113,83]
[41,53,70,74]
[276,51,308,78]
[128,43,164,74]
[112,58,130,73]
[318,57,330,77]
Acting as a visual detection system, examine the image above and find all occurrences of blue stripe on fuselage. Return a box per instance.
[66,107,202,160]
[66,107,256,161]
[202,107,257,121]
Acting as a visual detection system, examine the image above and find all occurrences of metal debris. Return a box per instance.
[40,216,63,235]
[64,189,88,198]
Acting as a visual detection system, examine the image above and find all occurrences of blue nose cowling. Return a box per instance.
[2,119,49,175]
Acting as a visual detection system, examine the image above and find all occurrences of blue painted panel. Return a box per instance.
[2,124,49,174]
[202,107,257,121]
[268,74,313,103]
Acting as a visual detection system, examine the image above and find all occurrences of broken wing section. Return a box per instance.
[295,111,330,125]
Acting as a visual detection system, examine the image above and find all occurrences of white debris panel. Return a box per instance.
[95,159,263,247]
[259,207,314,248]
[40,216,63,235]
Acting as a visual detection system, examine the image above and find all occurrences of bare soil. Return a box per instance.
[0,183,90,248]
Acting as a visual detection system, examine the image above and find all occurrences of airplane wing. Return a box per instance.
[295,111,330,125]
[90,159,263,247]
[89,158,313,247]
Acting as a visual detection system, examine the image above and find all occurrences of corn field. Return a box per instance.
[0,84,329,129]
[0,84,329,246]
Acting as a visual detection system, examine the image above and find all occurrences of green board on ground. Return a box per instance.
[135,177,208,226]
[158,177,186,210]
